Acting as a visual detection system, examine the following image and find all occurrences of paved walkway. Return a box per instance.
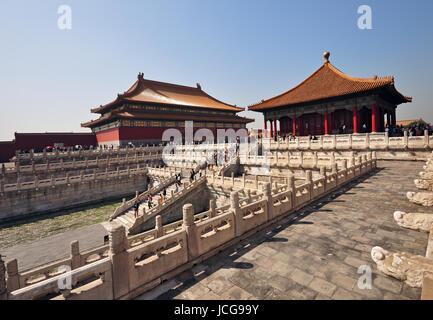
[1,223,109,271]
[138,161,430,300]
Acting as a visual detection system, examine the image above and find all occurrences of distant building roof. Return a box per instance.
[91,73,243,114]
[395,119,430,127]
[249,52,412,111]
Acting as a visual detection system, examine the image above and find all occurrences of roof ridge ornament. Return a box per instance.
[138,72,144,80]
[196,83,201,90]
[323,51,330,64]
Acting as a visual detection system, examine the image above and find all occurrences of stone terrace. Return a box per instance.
[139,161,429,300]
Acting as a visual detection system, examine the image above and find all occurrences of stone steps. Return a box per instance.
[112,178,188,231]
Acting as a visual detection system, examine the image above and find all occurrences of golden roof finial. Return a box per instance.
[323,51,330,63]
[373,75,377,80]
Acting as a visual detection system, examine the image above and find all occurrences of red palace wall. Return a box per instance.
[14,133,97,151]
[0,141,16,162]
[96,126,239,145]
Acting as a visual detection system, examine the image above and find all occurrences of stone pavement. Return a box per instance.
[137,161,430,300]
[1,223,109,271]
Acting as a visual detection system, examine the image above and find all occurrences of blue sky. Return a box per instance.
[0,0,432,140]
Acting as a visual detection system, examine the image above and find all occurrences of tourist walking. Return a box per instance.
[133,200,140,218]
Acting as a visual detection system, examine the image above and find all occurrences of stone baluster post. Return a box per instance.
[0,179,4,194]
[403,130,408,149]
[332,163,339,185]
[6,259,19,292]
[116,167,120,178]
[287,174,296,209]
[1,163,5,177]
[31,160,35,174]
[183,204,198,259]
[305,170,313,200]
[16,161,20,174]
[43,148,47,160]
[16,175,21,191]
[299,151,304,168]
[231,172,235,187]
[155,215,163,238]
[255,175,259,189]
[286,151,290,166]
[319,135,324,150]
[50,175,55,187]
[384,131,389,149]
[230,191,243,237]
[424,130,429,148]
[320,166,325,177]
[127,166,131,176]
[66,173,70,185]
[209,199,216,218]
[341,160,348,179]
[70,241,81,270]
[108,224,130,299]
[365,133,369,149]
[72,158,76,169]
[313,151,318,169]
[330,152,335,167]
[34,175,39,189]
[372,151,377,168]
[93,169,97,181]
[242,174,246,187]
[333,135,337,149]
[262,182,274,220]
[0,255,6,300]
[348,134,352,149]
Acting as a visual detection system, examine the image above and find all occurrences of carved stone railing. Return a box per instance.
[2,155,376,300]
[13,145,164,164]
[4,153,162,176]
[266,131,432,152]
[8,258,113,300]
[1,166,148,193]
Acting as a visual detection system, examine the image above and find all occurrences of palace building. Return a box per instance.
[248,52,412,137]
[82,73,254,147]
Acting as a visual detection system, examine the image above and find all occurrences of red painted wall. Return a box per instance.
[14,133,97,151]
[95,128,120,143]
[0,141,16,162]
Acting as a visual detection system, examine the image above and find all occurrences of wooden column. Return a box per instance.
[391,108,396,126]
[273,118,277,138]
[270,120,273,138]
[324,111,329,135]
[371,104,377,133]
[353,107,359,134]
[264,119,267,138]
[292,115,296,136]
